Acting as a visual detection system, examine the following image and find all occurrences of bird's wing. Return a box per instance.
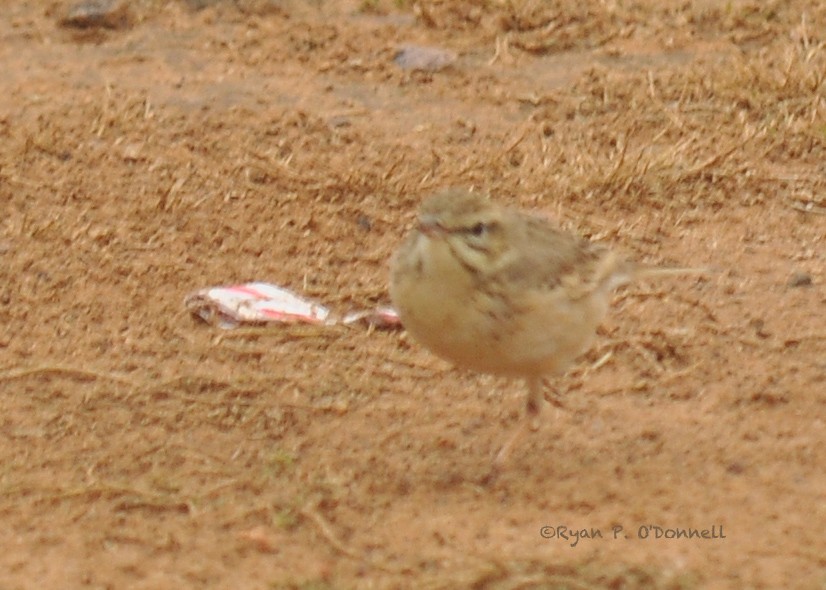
[494,213,634,298]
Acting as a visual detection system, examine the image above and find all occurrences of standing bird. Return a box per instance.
[389,188,704,470]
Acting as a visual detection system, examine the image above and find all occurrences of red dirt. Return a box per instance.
[1,1,824,588]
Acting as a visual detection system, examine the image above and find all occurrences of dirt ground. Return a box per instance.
[1,0,824,588]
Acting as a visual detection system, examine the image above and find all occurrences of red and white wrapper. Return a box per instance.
[185,282,400,330]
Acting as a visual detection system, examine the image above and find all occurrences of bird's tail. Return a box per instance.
[594,250,711,294]
[602,260,712,291]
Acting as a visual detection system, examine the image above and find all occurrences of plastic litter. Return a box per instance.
[185,282,400,330]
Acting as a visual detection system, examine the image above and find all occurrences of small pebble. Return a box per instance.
[356,214,373,232]
[394,44,457,72]
[60,0,132,30]
[788,271,812,288]
[726,462,746,475]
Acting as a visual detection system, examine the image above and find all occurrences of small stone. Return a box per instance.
[394,44,457,72]
[726,462,746,475]
[788,271,812,288]
[356,214,372,231]
[748,317,770,339]
[121,142,143,162]
[60,0,132,30]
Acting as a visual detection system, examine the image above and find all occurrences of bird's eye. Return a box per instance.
[469,222,488,237]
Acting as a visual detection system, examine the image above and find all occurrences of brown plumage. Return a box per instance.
[390,188,704,470]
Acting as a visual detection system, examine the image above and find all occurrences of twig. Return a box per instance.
[657,362,703,386]
[0,364,136,385]
[0,480,179,506]
[300,502,406,574]
[138,378,348,413]
[488,34,512,66]
[682,130,754,177]
[790,200,826,215]
[300,502,361,560]
[589,350,614,371]
[504,121,532,154]
[647,70,686,131]
[602,133,629,187]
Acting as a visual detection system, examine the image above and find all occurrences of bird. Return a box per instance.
[389,188,705,472]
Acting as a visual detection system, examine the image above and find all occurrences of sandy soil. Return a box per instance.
[1,1,824,588]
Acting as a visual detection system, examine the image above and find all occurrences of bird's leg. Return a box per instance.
[525,376,544,430]
[492,377,544,470]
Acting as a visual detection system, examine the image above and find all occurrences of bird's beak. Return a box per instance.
[417,214,446,237]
